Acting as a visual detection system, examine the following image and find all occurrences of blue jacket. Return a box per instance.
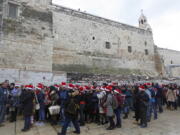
[147,88,156,103]
[0,87,8,105]
[59,90,69,107]
[37,91,45,108]
[10,88,21,107]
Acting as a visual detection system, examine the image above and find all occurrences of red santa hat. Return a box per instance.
[114,89,122,94]
[105,85,112,92]
[145,83,152,87]
[25,85,34,90]
[36,83,44,90]
[54,84,59,89]
[61,82,67,87]
[91,86,96,90]
[68,83,75,89]
[79,87,84,92]
[36,85,43,90]
[75,85,80,89]
[25,85,29,89]
[84,86,90,91]
[139,85,145,91]
[29,85,34,89]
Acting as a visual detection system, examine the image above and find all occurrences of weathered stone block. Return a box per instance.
[21,6,52,23]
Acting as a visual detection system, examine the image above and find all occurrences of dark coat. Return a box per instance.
[137,91,149,110]
[85,93,93,113]
[37,91,45,109]
[20,90,34,116]
[0,87,8,105]
[64,95,79,119]
[156,87,163,99]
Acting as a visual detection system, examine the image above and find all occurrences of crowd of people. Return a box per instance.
[0,80,180,135]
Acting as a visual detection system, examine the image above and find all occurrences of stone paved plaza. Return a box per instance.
[1,109,180,135]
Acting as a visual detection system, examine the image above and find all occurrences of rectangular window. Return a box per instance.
[0,0,3,12]
[128,46,132,53]
[145,49,148,55]
[8,3,18,19]
[144,41,147,46]
[105,42,111,49]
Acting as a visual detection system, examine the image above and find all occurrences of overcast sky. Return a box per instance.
[52,0,180,51]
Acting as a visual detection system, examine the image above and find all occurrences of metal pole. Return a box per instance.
[14,119,17,135]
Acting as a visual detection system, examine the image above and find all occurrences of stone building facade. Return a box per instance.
[0,0,180,84]
[0,0,67,84]
[158,48,180,78]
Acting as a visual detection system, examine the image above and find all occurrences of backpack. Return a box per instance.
[112,95,118,110]
[66,98,79,115]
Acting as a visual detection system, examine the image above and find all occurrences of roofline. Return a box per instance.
[51,3,152,35]
[157,47,180,53]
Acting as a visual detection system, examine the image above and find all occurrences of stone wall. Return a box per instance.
[1,0,171,83]
[8,0,52,9]
[0,1,53,72]
[0,68,67,85]
[158,48,180,77]
[52,5,157,76]
[154,46,165,76]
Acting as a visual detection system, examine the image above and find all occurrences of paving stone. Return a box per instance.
[1,109,180,135]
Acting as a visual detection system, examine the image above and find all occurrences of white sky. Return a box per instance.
[52,0,180,51]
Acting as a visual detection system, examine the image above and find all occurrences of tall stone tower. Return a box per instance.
[138,10,152,31]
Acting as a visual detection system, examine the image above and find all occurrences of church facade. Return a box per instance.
[0,0,179,84]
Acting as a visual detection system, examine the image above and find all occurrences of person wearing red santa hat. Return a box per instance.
[54,84,60,90]
[78,86,86,126]
[68,83,75,90]
[97,87,106,125]
[58,85,80,135]
[9,83,22,123]
[87,85,99,124]
[20,84,34,132]
[136,85,150,128]
[103,86,116,130]
[35,84,46,126]
[59,82,69,126]
[60,82,67,89]
[113,89,124,128]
